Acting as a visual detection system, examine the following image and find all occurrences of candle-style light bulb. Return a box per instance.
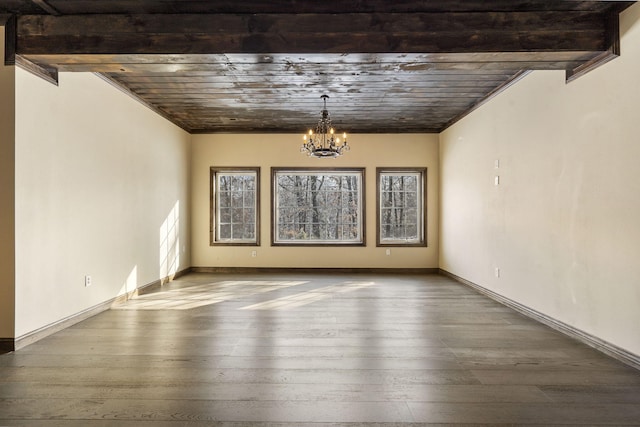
[330,128,334,134]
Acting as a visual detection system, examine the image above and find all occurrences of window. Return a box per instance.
[272,168,365,245]
[377,168,426,246]
[210,167,260,246]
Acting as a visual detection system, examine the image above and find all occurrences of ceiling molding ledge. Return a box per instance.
[566,10,621,83]
[566,49,618,83]
[15,55,58,85]
[95,73,191,133]
[440,70,532,132]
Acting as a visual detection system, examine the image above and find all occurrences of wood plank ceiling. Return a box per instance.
[1,0,635,133]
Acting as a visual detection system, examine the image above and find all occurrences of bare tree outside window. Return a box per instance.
[377,168,426,246]
[272,168,365,245]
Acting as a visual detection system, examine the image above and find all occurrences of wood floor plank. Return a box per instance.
[0,366,481,385]
[1,272,639,425]
[407,402,640,424]
[0,382,551,403]
[472,368,640,386]
[0,398,416,423]
[538,385,640,403]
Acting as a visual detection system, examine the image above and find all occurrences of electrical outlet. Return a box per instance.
[495,268,500,278]
[84,275,92,287]
[251,250,257,258]
[386,249,391,256]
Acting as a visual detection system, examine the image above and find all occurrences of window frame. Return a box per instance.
[376,167,427,247]
[210,167,260,246]
[271,167,366,247]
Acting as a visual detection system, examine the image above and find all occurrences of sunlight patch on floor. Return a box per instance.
[240,281,376,311]
[112,280,308,310]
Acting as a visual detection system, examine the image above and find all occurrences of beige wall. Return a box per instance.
[0,27,16,339]
[14,71,192,338]
[440,3,640,356]
[192,133,439,268]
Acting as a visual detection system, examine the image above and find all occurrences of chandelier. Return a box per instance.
[301,95,349,158]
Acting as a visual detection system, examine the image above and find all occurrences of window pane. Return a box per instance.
[243,224,255,240]
[377,169,425,245]
[244,176,254,190]
[231,191,243,207]
[405,208,417,223]
[273,169,364,245]
[219,208,231,223]
[219,176,230,192]
[404,176,417,191]
[231,208,243,223]
[244,208,255,223]
[279,226,292,240]
[218,192,231,208]
[406,225,418,240]
[405,192,417,208]
[219,224,231,239]
[244,191,255,206]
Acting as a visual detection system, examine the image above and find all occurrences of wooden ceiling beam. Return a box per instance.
[29,0,60,15]
[5,0,634,15]
[3,13,15,65]
[20,57,587,73]
[5,2,630,134]
[16,12,609,56]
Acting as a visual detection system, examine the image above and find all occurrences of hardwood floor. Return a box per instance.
[1,272,639,425]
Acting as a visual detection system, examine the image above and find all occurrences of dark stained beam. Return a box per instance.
[15,0,636,15]
[3,13,15,65]
[16,12,609,55]
[0,0,47,15]
[566,10,620,82]
[29,0,60,15]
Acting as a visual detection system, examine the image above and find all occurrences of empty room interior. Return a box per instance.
[1,0,640,425]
